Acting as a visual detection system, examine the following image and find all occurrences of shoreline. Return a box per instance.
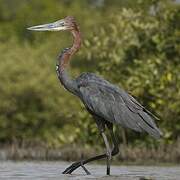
[1,161,180,180]
[0,142,180,165]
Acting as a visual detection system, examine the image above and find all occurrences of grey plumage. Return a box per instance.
[76,72,162,139]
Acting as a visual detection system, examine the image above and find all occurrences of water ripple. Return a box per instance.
[0,161,179,180]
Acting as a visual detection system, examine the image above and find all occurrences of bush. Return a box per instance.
[0,0,179,149]
[84,2,180,143]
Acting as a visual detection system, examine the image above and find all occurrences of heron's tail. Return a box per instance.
[138,111,163,139]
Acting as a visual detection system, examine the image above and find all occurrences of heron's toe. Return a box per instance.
[62,162,81,174]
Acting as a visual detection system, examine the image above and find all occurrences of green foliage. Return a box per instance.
[0,0,179,149]
[84,2,180,142]
[0,0,102,146]
[0,40,80,145]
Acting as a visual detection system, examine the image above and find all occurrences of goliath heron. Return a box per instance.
[28,16,162,175]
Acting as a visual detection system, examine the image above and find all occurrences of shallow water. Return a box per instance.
[0,161,179,180]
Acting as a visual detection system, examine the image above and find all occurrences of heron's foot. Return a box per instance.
[80,161,91,175]
[62,161,91,175]
[62,161,80,174]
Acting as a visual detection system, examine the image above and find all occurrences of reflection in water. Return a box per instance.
[0,161,180,180]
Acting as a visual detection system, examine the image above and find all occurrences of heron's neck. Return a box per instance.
[56,29,81,95]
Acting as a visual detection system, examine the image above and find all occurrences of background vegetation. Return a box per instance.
[0,0,179,162]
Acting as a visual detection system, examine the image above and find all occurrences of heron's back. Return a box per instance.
[76,72,162,139]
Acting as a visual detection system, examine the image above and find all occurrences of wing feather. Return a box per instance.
[77,73,162,139]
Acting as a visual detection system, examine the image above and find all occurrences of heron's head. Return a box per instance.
[27,16,78,32]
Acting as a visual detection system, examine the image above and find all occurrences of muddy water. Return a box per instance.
[0,161,179,180]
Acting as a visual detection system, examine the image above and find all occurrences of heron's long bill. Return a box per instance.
[27,19,67,31]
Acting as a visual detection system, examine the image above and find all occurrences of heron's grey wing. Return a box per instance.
[77,73,162,139]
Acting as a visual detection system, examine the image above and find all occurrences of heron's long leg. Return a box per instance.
[62,124,119,175]
[62,153,107,174]
[62,130,108,175]
[102,132,111,175]
[107,123,119,156]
